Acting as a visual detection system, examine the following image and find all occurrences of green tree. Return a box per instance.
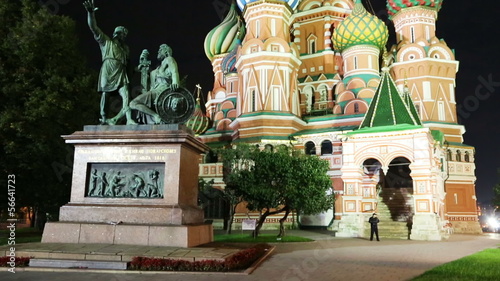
[220,144,333,237]
[276,150,334,237]
[216,146,250,234]
[0,1,98,227]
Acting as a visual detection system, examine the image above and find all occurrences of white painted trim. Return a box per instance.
[291,6,351,22]
[423,81,432,101]
[300,51,335,59]
[392,59,459,72]
[394,76,456,83]
[449,83,456,104]
[239,53,302,66]
[235,114,307,126]
[423,123,465,134]
[238,126,300,132]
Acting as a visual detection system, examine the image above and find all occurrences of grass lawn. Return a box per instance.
[214,233,313,243]
[0,227,42,246]
[412,248,500,281]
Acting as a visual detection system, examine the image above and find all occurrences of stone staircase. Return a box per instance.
[364,188,413,240]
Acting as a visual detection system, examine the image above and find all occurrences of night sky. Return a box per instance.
[52,0,499,204]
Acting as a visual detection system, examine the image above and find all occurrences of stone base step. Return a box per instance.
[42,221,213,248]
[363,221,410,239]
[29,258,127,270]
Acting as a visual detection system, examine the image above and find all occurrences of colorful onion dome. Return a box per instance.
[186,97,212,136]
[204,3,246,61]
[333,0,388,53]
[221,47,238,74]
[387,0,444,19]
[236,0,299,11]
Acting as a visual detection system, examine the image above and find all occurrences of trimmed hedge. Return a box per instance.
[128,243,270,272]
[0,256,30,267]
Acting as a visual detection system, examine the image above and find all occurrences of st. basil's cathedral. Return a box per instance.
[190,0,482,240]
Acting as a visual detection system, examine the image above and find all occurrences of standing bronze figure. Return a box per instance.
[83,0,136,125]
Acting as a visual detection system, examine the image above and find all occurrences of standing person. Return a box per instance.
[369,213,380,241]
[83,0,136,125]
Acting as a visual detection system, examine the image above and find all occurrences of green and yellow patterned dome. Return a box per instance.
[333,0,388,53]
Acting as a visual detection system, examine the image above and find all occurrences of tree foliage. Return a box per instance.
[0,1,98,226]
[219,144,333,237]
[215,146,250,234]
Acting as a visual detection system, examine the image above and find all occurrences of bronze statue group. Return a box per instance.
[83,0,188,126]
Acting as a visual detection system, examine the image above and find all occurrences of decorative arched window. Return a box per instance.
[305,87,314,113]
[464,151,470,162]
[264,144,273,151]
[321,140,332,155]
[354,102,359,113]
[320,85,328,101]
[305,141,316,155]
[447,149,452,161]
[307,34,317,54]
[456,150,461,162]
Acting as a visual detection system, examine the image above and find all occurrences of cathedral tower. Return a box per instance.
[203,3,245,143]
[332,0,388,116]
[233,0,303,141]
[387,0,460,139]
[387,0,481,234]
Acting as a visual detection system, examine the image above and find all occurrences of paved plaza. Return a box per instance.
[1,230,499,281]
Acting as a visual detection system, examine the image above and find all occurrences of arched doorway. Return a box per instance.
[362,158,382,175]
[380,157,413,223]
[362,158,383,200]
[384,157,413,188]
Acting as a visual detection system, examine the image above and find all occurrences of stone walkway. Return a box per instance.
[1,230,499,281]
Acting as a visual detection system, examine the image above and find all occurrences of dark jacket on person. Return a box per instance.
[369,217,379,227]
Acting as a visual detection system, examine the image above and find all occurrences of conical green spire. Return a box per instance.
[359,69,422,128]
[403,86,421,124]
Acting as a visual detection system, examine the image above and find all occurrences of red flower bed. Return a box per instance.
[128,244,270,272]
[0,256,31,267]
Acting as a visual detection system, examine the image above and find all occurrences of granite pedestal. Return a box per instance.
[42,124,213,247]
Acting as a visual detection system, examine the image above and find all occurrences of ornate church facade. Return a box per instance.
[197,0,481,240]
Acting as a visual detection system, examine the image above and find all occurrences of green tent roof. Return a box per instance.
[359,69,422,129]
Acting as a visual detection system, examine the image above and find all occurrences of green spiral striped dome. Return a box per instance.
[204,3,245,61]
[186,98,212,136]
[333,0,388,52]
